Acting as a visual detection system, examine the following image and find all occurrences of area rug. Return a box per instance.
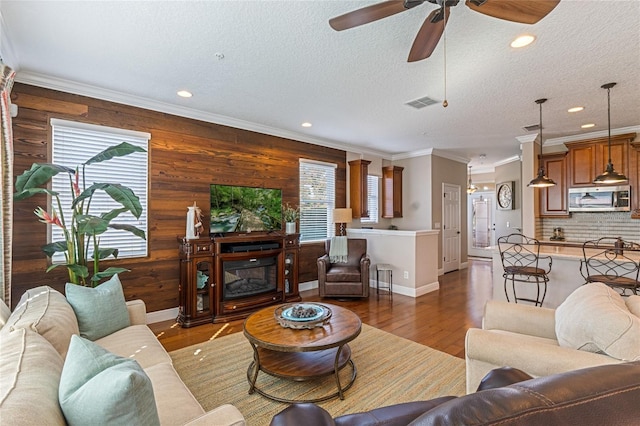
[170,324,465,425]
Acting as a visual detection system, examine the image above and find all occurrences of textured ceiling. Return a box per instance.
[1,0,639,170]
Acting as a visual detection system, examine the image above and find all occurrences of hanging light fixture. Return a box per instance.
[467,166,477,194]
[593,82,628,184]
[528,98,556,188]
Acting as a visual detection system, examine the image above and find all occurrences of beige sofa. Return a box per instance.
[465,283,640,393]
[0,285,245,426]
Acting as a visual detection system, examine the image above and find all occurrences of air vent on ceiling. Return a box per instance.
[405,96,438,109]
[523,124,541,132]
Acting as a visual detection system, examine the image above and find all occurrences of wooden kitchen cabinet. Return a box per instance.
[382,166,403,218]
[567,133,633,187]
[349,159,371,218]
[539,152,570,217]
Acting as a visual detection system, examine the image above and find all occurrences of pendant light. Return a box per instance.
[467,166,477,194]
[528,98,556,188]
[593,82,628,184]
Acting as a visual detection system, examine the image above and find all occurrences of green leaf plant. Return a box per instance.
[14,142,147,287]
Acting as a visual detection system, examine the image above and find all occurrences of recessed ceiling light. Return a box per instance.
[581,123,596,129]
[510,35,535,48]
[568,106,584,113]
[177,90,192,98]
[301,122,312,128]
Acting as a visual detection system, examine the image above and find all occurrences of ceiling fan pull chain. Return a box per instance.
[442,4,448,108]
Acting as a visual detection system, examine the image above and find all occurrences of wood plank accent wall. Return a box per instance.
[10,83,346,310]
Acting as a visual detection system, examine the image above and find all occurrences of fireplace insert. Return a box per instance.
[222,256,278,300]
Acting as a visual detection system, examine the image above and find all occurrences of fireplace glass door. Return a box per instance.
[222,256,278,300]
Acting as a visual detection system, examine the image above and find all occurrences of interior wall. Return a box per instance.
[9,83,347,310]
[392,155,432,231]
[493,159,522,241]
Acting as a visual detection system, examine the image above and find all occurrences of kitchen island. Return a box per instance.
[492,241,640,308]
[347,228,440,298]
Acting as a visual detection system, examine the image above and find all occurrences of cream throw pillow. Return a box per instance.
[556,283,640,361]
[0,327,66,424]
[6,286,79,358]
[626,295,640,318]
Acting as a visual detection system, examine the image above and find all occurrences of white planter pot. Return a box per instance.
[285,222,296,234]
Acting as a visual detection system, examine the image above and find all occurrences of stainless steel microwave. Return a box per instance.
[568,185,631,212]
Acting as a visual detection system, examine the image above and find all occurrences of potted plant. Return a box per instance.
[282,203,300,234]
[14,142,146,287]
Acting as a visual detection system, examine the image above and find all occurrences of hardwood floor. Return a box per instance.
[149,258,493,359]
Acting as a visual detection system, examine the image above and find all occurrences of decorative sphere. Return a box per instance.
[442,100,449,108]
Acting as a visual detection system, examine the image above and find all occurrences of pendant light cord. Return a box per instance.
[607,85,612,164]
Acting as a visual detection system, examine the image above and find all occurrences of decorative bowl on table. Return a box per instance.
[274,303,332,329]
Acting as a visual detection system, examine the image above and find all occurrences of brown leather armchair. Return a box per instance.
[317,238,370,298]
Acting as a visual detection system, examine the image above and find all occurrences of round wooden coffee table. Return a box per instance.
[243,303,361,403]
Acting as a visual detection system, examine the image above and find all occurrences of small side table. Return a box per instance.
[376,264,393,300]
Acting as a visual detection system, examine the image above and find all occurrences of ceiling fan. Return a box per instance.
[329,0,560,62]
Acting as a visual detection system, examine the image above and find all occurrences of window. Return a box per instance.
[361,175,379,224]
[50,119,149,261]
[299,159,336,242]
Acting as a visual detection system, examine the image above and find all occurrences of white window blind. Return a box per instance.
[299,159,336,242]
[50,119,149,262]
[361,175,379,224]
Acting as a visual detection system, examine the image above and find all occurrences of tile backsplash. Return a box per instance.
[539,213,640,242]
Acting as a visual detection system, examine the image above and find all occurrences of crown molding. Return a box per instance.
[516,134,539,144]
[494,155,521,167]
[15,70,392,159]
[545,125,640,146]
[391,147,468,164]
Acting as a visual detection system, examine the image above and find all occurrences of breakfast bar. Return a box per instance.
[492,241,640,308]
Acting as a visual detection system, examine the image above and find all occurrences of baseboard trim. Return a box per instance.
[147,307,178,325]
[299,280,318,292]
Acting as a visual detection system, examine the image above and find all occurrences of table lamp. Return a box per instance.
[332,208,352,236]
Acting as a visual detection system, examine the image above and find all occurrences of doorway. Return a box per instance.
[442,183,461,273]
[468,192,495,258]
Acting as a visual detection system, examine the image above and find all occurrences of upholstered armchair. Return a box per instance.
[317,238,370,298]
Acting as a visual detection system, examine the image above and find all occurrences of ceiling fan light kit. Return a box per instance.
[593,82,628,184]
[528,98,556,188]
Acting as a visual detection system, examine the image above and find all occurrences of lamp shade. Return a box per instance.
[333,208,353,224]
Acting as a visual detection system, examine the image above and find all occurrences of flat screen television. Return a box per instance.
[210,184,282,234]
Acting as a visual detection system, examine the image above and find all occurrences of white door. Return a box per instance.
[442,183,461,273]
[468,192,495,258]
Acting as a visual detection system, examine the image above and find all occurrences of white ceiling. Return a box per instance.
[1,0,639,171]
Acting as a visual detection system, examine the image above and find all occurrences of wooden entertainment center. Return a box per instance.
[177,233,301,327]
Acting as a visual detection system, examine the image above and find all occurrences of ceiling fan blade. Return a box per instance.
[465,0,560,24]
[329,1,410,31]
[407,7,449,62]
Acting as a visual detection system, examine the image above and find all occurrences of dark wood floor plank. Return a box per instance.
[149,258,493,359]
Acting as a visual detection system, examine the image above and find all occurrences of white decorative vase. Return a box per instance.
[186,206,198,239]
[285,222,296,234]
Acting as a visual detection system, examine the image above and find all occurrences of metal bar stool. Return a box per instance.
[580,237,640,296]
[375,264,393,300]
[497,233,552,307]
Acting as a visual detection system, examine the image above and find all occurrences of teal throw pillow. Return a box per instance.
[59,335,160,426]
[65,274,130,341]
